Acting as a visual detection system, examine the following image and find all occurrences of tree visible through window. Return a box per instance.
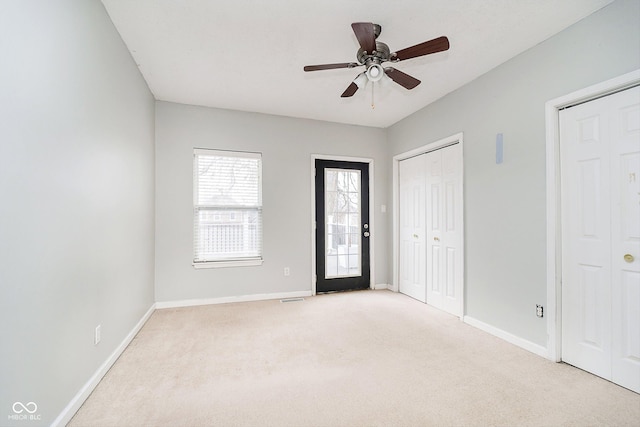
[193,149,262,264]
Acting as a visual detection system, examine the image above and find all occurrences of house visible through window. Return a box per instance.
[193,149,263,267]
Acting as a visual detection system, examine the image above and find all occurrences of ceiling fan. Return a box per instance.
[304,22,450,98]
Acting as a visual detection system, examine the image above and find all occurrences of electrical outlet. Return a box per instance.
[284,267,290,277]
[94,325,101,345]
[536,305,544,318]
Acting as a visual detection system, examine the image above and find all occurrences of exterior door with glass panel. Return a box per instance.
[315,160,370,293]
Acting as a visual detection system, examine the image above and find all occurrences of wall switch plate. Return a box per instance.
[536,305,544,318]
[94,325,101,345]
[284,267,290,276]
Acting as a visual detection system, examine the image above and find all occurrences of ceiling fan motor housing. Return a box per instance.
[357,41,391,65]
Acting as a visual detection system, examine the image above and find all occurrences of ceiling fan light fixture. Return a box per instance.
[366,63,384,82]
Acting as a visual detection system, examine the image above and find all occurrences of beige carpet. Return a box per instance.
[69,290,640,426]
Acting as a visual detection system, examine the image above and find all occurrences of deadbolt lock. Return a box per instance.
[624,254,634,263]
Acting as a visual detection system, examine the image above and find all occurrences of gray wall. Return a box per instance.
[388,0,640,347]
[155,102,389,302]
[0,1,155,426]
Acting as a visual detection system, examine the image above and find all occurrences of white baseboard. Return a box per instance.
[463,315,549,359]
[51,304,156,427]
[372,283,390,290]
[155,290,313,309]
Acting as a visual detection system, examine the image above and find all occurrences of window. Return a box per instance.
[193,149,263,267]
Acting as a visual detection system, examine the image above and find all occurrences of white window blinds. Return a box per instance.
[193,149,262,264]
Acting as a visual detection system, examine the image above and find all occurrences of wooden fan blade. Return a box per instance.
[394,36,449,61]
[351,22,376,54]
[304,62,359,72]
[341,82,359,98]
[385,67,421,90]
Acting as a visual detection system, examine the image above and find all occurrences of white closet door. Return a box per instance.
[610,87,640,393]
[425,150,444,308]
[398,143,463,315]
[399,154,426,302]
[425,145,463,317]
[560,85,640,393]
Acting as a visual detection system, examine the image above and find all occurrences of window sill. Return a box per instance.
[192,259,263,269]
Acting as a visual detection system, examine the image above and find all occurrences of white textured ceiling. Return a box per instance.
[101,0,613,128]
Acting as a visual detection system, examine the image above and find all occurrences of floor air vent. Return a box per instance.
[280,298,305,303]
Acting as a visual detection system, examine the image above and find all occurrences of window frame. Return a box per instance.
[192,148,264,269]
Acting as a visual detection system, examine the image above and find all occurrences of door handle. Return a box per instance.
[624,254,634,263]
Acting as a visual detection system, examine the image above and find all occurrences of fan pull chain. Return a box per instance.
[371,82,375,109]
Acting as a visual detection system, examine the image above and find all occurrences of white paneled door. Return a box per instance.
[399,143,463,316]
[560,85,640,393]
[425,145,464,316]
[399,154,426,302]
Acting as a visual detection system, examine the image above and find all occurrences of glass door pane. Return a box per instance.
[324,168,361,278]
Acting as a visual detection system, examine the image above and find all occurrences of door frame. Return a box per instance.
[545,69,640,362]
[311,154,375,296]
[392,132,465,317]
